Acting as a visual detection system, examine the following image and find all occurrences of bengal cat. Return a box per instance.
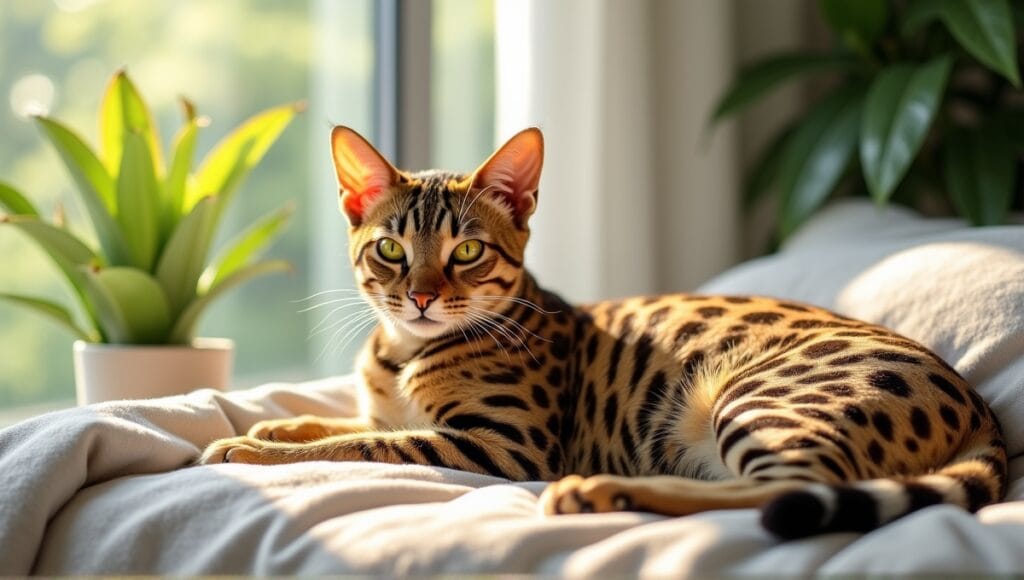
[200,126,1006,538]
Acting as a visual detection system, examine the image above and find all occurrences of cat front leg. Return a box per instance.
[198,428,552,480]
[247,416,375,442]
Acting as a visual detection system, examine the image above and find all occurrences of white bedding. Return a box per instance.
[2,200,1024,575]
[2,377,1023,575]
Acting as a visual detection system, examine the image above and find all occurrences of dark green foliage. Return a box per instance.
[714,0,1023,238]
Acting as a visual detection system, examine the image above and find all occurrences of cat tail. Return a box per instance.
[760,423,1008,539]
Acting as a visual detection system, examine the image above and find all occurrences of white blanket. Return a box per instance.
[3,200,1024,574]
[2,376,1023,575]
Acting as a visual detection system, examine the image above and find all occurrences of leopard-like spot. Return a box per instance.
[802,340,851,359]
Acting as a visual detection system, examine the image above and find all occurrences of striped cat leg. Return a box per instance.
[247,416,376,442]
[198,429,550,480]
[540,475,808,515]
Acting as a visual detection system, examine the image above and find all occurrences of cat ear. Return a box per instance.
[469,128,544,225]
[330,126,401,226]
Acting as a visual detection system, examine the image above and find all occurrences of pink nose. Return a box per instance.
[408,291,437,311]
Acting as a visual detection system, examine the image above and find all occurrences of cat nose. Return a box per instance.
[408,290,438,311]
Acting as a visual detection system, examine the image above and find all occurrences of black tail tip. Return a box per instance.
[761,490,825,540]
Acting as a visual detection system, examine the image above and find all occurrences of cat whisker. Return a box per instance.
[466,307,542,366]
[317,311,379,361]
[453,319,476,358]
[309,307,376,338]
[463,311,511,361]
[292,288,362,303]
[334,315,381,357]
[464,309,536,364]
[471,295,561,315]
[297,296,373,314]
[456,316,486,357]
[466,305,552,344]
[458,184,498,226]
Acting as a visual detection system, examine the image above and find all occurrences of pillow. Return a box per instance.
[698,200,1024,458]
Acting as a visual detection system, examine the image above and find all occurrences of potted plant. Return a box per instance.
[0,70,300,405]
[712,0,1023,241]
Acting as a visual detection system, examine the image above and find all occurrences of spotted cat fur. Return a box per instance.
[201,127,1007,539]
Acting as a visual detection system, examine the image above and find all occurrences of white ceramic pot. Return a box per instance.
[73,338,234,405]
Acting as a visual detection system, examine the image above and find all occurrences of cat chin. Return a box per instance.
[395,317,451,339]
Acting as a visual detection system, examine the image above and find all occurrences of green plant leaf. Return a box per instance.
[777,86,865,237]
[819,0,888,53]
[82,266,171,344]
[0,181,39,216]
[169,259,292,344]
[0,293,96,341]
[1,215,100,284]
[944,125,1015,225]
[743,125,796,209]
[154,196,217,317]
[164,116,205,237]
[33,116,131,264]
[1,215,102,331]
[116,131,162,271]
[712,54,856,123]
[99,70,164,176]
[190,102,303,215]
[200,202,295,292]
[929,0,1019,86]
[861,56,952,204]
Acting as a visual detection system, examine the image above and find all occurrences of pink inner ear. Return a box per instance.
[473,130,544,218]
[332,128,397,220]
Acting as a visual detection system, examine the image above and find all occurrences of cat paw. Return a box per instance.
[540,474,636,515]
[198,436,269,465]
[248,416,331,442]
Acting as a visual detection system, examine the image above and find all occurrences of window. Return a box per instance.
[0,0,495,416]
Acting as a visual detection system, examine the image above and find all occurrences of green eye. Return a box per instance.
[452,239,483,263]
[376,237,405,262]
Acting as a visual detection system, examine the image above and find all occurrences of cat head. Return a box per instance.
[330,126,544,339]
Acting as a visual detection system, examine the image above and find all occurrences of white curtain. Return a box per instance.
[495,0,747,302]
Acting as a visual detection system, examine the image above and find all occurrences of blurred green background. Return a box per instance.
[0,0,494,412]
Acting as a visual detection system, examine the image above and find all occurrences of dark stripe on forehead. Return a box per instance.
[434,206,447,231]
[441,190,456,234]
[421,180,440,226]
[396,211,408,236]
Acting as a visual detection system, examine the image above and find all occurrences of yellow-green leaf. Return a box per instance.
[189,102,303,214]
[82,266,171,344]
[164,116,206,236]
[200,202,294,292]
[0,293,97,342]
[169,259,291,344]
[154,196,217,317]
[33,116,130,264]
[0,181,39,217]
[1,215,102,329]
[99,70,165,176]
[116,132,162,271]
[1,215,100,286]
